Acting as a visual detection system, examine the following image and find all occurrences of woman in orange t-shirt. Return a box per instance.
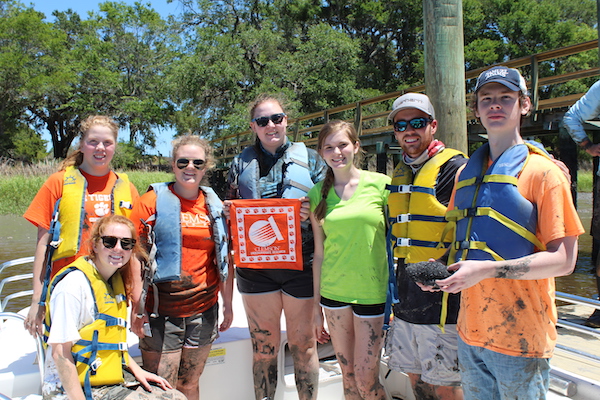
[130,135,233,400]
[23,115,139,338]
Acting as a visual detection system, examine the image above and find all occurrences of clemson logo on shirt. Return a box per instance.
[95,202,110,217]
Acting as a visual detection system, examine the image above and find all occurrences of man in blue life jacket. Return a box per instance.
[432,66,584,400]
[385,93,467,400]
[563,81,600,327]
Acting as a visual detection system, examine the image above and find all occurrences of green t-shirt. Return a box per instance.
[308,170,391,304]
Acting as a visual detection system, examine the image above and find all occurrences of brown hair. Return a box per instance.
[88,214,147,301]
[60,115,119,169]
[469,90,531,120]
[313,120,363,222]
[248,93,289,120]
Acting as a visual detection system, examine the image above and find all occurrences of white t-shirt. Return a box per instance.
[43,269,96,398]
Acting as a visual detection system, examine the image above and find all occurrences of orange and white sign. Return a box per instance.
[230,199,303,271]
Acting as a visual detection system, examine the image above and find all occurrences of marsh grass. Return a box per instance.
[578,170,593,193]
[0,159,174,215]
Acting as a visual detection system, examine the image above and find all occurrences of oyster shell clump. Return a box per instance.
[405,261,452,288]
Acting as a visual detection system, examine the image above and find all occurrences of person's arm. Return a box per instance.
[309,212,329,344]
[52,342,87,400]
[435,235,578,294]
[219,259,234,332]
[564,80,600,157]
[25,227,50,337]
[126,353,172,392]
[128,196,154,338]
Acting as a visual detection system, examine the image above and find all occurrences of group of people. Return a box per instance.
[22,64,587,400]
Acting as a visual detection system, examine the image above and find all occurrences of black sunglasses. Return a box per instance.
[393,117,432,132]
[101,236,136,250]
[252,113,286,127]
[176,158,206,170]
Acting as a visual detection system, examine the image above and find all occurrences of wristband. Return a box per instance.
[582,140,593,150]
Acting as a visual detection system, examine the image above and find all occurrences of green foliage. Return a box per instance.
[578,170,593,193]
[0,175,47,215]
[0,0,597,159]
[120,170,174,195]
[111,141,147,169]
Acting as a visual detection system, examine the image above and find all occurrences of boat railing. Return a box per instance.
[550,291,600,397]
[0,257,34,313]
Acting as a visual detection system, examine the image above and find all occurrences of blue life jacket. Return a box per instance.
[447,142,547,263]
[145,182,229,283]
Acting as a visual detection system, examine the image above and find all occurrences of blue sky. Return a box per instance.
[27,0,182,21]
[26,1,184,156]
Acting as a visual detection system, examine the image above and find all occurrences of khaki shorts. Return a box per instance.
[385,318,461,386]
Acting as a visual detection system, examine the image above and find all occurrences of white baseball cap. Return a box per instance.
[388,93,435,121]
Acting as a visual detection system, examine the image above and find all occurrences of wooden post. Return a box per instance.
[423,0,467,154]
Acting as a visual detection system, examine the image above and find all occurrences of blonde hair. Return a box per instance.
[313,120,363,222]
[60,115,119,169]
[88,215,147,301]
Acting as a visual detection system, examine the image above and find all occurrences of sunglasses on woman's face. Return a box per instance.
[251,113,286,127]
[176,158,206,170]
[101,236,136,250]
[393,117,432,132]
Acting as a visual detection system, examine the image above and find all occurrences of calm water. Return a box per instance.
[0,193,598,311]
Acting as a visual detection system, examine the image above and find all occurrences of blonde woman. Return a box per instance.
[130,135,232,400]
[24,115,138,337]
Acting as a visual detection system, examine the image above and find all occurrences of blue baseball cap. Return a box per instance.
[474,66,528,94]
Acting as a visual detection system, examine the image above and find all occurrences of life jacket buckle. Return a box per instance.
[396,238,411,247]
[89,357,102,372]
[394,214,411,224]
[465,207,478,218]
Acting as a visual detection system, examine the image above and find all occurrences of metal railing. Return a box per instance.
[0,257,34,312]
[211,39,600,167]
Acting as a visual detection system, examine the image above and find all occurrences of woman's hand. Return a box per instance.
[299,197,310,222]
[24,303,45,337]
[314,306,330,344]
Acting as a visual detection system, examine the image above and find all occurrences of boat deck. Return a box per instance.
[554,304,600,381]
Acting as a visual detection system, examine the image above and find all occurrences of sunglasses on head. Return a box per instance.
[252,113,286,127]
[393,117,432,132]
[176,158,206,170]
[101,236,136,250]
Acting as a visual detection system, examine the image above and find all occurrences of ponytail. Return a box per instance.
[313,168,334,222]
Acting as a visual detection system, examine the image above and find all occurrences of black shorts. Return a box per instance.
[236,267,313,298]
[320,296,385,317]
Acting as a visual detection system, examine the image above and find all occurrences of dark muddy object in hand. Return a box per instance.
[406,261,452,288]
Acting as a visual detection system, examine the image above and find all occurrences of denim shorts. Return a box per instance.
[139,303,219,352]
[458,336,550,400]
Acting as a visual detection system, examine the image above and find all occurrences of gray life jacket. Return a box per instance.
[237,142,315,199]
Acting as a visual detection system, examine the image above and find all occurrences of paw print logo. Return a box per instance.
[95,202,110,217]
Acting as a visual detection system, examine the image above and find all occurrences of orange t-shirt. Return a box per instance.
[449,152,584,358]
[130,185,219,318]
[23,169,139,274]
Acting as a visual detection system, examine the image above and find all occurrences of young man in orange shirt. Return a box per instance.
[434,66,584,399]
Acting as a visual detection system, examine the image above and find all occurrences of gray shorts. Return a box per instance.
[385,318,461,386]
[139,303,219,352]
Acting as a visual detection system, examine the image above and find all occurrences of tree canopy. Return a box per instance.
[0,0,597,161]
